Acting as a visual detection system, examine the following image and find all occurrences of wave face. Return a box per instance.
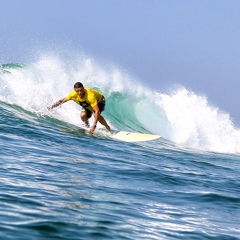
[1,53,240,154]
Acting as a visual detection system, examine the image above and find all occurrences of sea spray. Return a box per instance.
[152,88,240,153]
[1,53,240,154]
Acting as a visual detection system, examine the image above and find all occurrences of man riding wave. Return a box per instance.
[49,82,112,135]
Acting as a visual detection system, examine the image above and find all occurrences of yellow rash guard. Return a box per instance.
[66,88,103,112]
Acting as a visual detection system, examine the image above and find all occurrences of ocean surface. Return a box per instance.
[0,56,240,240]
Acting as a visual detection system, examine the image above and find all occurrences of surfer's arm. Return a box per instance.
[48,97,68,110]
[89,105,100,134]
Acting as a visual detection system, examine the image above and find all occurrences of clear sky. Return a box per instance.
[1,0,240,123]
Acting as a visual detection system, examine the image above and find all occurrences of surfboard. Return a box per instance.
[111,131,160,142]
[79,125,160,142]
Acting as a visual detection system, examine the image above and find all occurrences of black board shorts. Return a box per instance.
[84,96,106,118]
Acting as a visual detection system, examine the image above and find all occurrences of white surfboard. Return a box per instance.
[112,131,160,142]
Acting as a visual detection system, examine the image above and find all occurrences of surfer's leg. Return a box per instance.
[98,115,112,133]
[80,109,92,127]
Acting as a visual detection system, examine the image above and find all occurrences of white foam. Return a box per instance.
[153,88,240,153]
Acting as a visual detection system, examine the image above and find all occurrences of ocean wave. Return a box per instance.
[1,53,240,154]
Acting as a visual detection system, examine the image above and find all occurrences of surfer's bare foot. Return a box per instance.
[106,126,113,134]
[85,121,90,128]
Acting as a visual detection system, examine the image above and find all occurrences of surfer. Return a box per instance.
[49,82,112,135]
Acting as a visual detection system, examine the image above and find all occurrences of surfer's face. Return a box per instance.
[75,87,85,98]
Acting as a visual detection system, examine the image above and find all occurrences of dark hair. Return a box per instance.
[74,82,84,89]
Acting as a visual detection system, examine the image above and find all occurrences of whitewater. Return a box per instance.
[0,53,240,239]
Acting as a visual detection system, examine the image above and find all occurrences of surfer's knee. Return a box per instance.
[80,111,88,121]
[81,109,92,120]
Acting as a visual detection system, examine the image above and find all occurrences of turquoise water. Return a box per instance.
[0,58,240,239]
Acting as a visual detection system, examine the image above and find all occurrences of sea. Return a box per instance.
[0,54,239,240]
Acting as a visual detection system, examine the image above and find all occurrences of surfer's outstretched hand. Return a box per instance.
[88,131,93,136]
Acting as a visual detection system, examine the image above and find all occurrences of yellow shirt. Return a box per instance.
[66,88,103,112]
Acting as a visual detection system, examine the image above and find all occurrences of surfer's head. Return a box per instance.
[74,82,84,89]
[74,82,85,98]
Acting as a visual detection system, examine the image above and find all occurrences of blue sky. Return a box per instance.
[1,0,240,123]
